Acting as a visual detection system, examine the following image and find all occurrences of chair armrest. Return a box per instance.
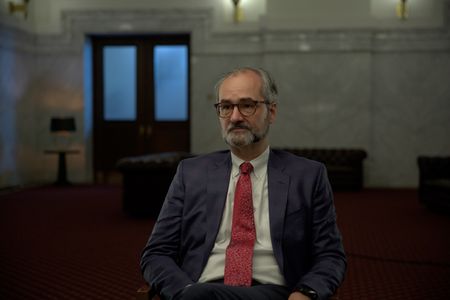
[136,283,159,300]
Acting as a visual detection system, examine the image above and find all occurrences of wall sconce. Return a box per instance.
[232,0,244,23]
[8,0,30,19]
[396,0,408,20]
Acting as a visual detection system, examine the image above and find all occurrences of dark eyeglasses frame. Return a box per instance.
[214,100,271,118]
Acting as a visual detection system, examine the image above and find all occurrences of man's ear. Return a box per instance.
[268,102,277,124]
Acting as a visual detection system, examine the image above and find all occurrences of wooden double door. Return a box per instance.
[92,34,190,180]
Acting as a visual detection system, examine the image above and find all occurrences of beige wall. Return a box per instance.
[1,0,449,188]
[0,0,446,34]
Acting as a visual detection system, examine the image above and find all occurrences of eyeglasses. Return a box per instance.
[214,99,270,118]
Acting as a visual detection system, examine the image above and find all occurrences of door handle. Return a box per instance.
[139,125,152,137]
[146,125,152,137]
[139,125,145,136]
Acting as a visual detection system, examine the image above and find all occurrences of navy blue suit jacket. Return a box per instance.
[141,149,346,300]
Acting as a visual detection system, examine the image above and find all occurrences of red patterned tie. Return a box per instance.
[224,162,255,286]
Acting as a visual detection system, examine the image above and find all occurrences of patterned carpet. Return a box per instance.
[0,186,449,299]
[0,185,154,300]
[334,189,450,299]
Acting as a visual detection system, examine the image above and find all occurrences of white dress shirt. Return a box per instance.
[199,147,286,285]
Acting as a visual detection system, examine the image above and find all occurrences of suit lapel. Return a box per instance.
[267,150,290,273]
[203,153,232,261]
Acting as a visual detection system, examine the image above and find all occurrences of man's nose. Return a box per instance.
[229,105,244,122]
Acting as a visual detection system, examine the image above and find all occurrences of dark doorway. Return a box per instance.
[92,34,190,182]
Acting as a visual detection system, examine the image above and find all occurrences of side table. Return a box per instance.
[44,150,80,185]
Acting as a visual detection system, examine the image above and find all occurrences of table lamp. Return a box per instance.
[50,117,76,135]
[47,117,78,185]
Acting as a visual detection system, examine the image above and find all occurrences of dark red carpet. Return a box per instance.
[0,185,154,300]
[0,186,449,299]
[334,189,450,299]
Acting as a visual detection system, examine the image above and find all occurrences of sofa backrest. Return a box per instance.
[417,156,450,180]
[278,148,367,166]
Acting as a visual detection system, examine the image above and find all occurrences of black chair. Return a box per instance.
[417,156,450,213]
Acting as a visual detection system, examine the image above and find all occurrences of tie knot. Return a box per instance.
[240,162,253,175]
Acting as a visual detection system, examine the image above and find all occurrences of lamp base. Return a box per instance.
[44,150,80,186]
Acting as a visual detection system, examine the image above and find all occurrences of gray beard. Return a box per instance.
[223,123,269,148]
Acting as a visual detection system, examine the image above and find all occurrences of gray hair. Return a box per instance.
[214,67,278,103]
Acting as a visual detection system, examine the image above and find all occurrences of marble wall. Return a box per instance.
[370,52,450,186]
[0,25,37,187]
[1,6,449,188]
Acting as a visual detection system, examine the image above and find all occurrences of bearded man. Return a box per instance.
[141,67,346,300]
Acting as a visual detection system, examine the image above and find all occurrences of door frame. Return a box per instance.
[91,34,191,181]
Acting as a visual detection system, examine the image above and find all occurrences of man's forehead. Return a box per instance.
[220,72,262,91]
[227,69,260,80]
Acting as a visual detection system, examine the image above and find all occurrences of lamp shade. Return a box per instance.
[50,117,76,133]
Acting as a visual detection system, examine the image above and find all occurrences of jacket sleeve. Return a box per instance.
[297,164,347,300]
[140,161,194,299]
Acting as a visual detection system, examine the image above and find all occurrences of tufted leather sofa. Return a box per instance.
[117,148,367,218]
[417,156,450,213]
[278,148,367,191]
[116,152,193,217]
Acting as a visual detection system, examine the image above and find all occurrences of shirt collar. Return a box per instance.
[230,146,270,179]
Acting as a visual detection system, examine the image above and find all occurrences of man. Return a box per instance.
[141,67,346,300]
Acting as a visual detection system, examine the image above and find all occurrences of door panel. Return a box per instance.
[154,45,189,121]
[93,35,190,178]
[103,45,137,121]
